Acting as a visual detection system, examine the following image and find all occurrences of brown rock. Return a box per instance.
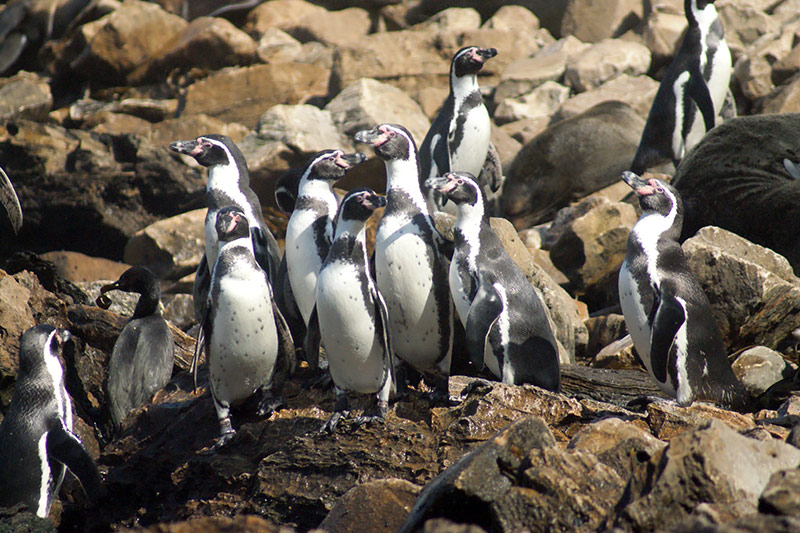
[643,8,688,62]
[70,0,188,85]
[553,74,660,122]
[0,71,52,122]
[39,251,130,284]
[319,478,422,533]
[183,63,329,129]
[717,1,780,56]
[646,401,756,441]
[244,0,330,38]
[760,469,800,517]
[560,0,644,43]
[128,16,258,85]
[759,73,800,114]
[255,104,353,154]
[564,38,651,93]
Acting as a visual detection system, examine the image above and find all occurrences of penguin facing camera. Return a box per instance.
[0,325,104,518]
[425,172,560,391]
[618,171,751,409]
[307,188,394,432]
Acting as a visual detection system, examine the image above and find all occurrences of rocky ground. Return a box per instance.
[1,0,800,532]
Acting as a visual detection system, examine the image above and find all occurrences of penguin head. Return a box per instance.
[100,267,158,297]
[215,206,250,243]
[354,124,417,162]
[686,0,717,25]
[169,134,241,169]
[18,325,71,378]
[338,187,386,223]
[452,46,498,78]
[425,172,482,209]
[302,149,367,184]
[621,171,684,220]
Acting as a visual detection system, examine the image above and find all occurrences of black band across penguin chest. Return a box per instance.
[449,91,484,151]
[325,236,375,322]
[296,196,335,261]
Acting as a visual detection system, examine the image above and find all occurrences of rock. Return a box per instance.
[284,6,372,47]
[643,8,688,63]
[236,136,296,207]
[244,0,327,37]
[760,469,800,516]
[255,27,304,64]
[325,78,431,147]
[502,101,644,229]
[584,313,627,360]
[619,419,800,531]
[319,478,422,533]
[39,251,130,284]
[759,72,800,114]
[413,7,482,33]
[645,401,756,441]
[564,38,651,93]
[591,334,640,370]
[481,5,541,35]
[123,208,206,280]
[494,36,589,101]
[162,293,195,330]
[734,25,799,102]
[0,71,52,122]
[717,1,780,57]
[682,226,800,352]
[773,42,800,87]
[499,116,550,145]
[77,279,140,318]
[182,63,330,129]
[331,31,448,95]
[560,0,644,43]
[493,81,570,125]
[553,74,660,122]
[548,197,638,306]
[255,104,353,154]
[128,16,258,85]
[70,0,188,85]
[139,114,251,148]
[733,347,796,398]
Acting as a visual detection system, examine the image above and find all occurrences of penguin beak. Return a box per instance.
[169,139,200,156]
[425,176,457,195]
[621,171,653,195]
[335,151,367,169]
[354,126,390,147]
[477,47,498,60]
[369,193,387,209]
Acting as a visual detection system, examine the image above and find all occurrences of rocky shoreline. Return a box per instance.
[1,1,800,532]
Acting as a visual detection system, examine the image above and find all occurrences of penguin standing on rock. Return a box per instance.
[419,46,504,215]
[309,188,394,432]
[285,149,367,330]
[168,134,282,323]
[426,172,560,390]
[355,123,456,405]
[199,207,295,451]
[98,266,174,431]
[618,171,750,409]
[631,0,732,174]
[0,325,103,517]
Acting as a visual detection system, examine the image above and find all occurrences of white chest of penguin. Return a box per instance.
[286,203,334,319]
[449,101,491,177]
[209,274,277,403]
[316,262,385,393]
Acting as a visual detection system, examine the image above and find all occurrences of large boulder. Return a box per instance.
[501,100,644,229]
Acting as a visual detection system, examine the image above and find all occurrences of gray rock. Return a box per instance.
[325,78,431,148]
[760,469,800,517]
[560,0,644,43]
[620,419,800,531]
[553,74,660,122]
[733,346,796,398]
[563,38,651,93]
[682,226,800,352]
[493,81,570,125]
[643,8,687,62]
[255,104,353,154]
[0,71,52,122]
[502,100,644,229]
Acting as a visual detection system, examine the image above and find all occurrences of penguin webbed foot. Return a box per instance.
[426,374,460,407]
[256,392,286,418]
[353,400,389,427]
[201,430,236,455]
[460,378,495,398]
[320,410,349,433]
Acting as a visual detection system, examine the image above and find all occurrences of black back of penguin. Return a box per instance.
[0,325,103,517]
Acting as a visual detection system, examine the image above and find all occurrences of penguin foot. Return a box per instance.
[460,378,494,398]
[200,430,236,455]
[353,413,385,427]
[256,394,286,418]
[428,389,460,407]
[320,410,349,433]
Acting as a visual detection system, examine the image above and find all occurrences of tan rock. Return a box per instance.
[0,271,37,379]
[286,6,372,47]
[564,38,651,93]
[759,73,800,114]
[255,27,303,64]
[716,0,780,56]
[412,7,482,32]
[643,8,687,61]
[554,74,660,122]
[70,0,188,84]
[560,0,644,44]
[325,78,431,148]
[244,0,327,37]
[0,71,52,122]
[255,104,353,154]
[40,251,130,284]
[482,5,541,33]
[146,115,251,148]
[646,402,756,441]
[494,81,570,124]
[123,208,206,279]
[319,479,422,533]
[128,16,257,85]
[183,63,329,129]
[568,416,665,457]
[734,26,799,102]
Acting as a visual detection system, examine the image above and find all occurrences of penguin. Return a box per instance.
[98,266,174,431]
[168,134,282,323]
[308,188,394,432]
[285,149,366,327]
[199,206,295,450]
[354,123,455,405]
[617,171,750,409]
[0,325,103,517]
[631,0,732,174]
[0,164,22,234]
[418,46,504,215]
[425,172,560,390]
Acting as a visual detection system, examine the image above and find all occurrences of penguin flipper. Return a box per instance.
[251,226,280,284]
[193,303,213,391]
[688,65,716,133]
[0,165,21,234]
[478,142,504,194]
[192,256,211,324]
[46,420,104,501]
[371,283,395,388]
[465,280,503,370]
[272,300,297,380]
[649,288,686,384]
[304,306,321,372]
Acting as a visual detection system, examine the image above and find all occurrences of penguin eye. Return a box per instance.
[456,179,464,185]
[387,130,396,138]
[200,140,212,149]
